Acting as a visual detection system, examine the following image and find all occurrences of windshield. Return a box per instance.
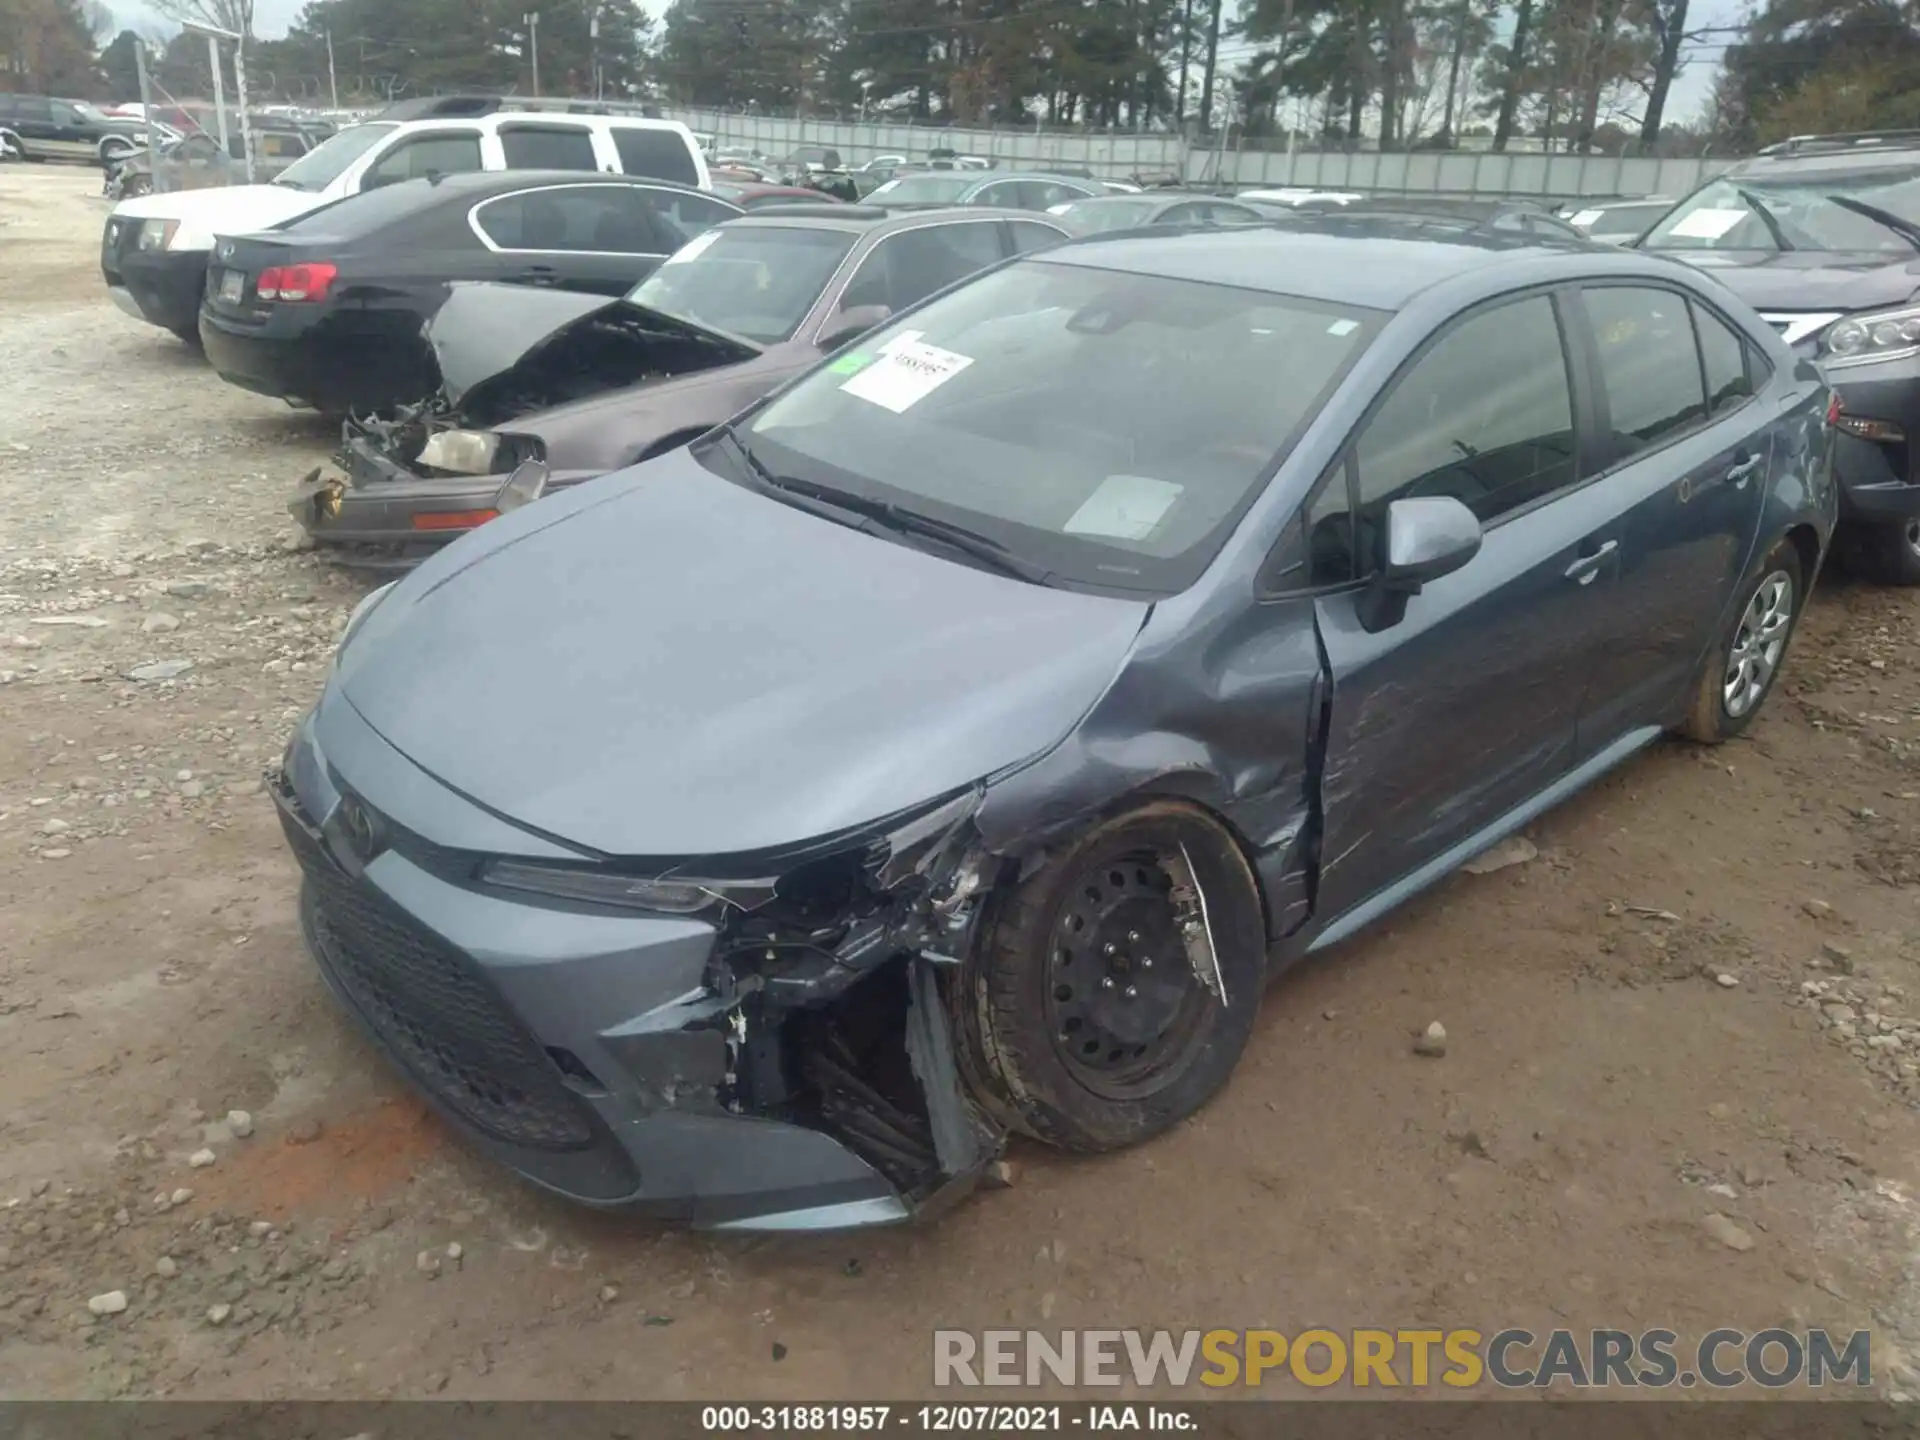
[1056,198,1160,233]
[737,259,1380,594]
[628,226,856,344]
[271,122,397,192]
[1588,204,1666,237]
[869,174,973,205]
[1642,166,1920,253]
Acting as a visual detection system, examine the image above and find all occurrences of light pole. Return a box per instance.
[524,11,541,96]
[324,28,338,112]
[589,8,600,100]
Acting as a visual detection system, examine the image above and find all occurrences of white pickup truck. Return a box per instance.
[101,108,710,342]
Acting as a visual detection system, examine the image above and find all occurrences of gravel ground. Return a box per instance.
[8,164,1920,1403]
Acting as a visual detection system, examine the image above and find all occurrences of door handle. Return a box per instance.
[1725,451,1763,487]
[1564,538,1618,585]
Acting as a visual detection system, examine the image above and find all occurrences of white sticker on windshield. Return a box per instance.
[1327,318,1359,336]
[1569,208,1604,228]
[1668,207,1748,240]
[839,336,973,413]
[1064,475,1183,542]
[661,230,721,265]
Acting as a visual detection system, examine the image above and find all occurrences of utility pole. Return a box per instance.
[133,39,157,182]
[525,12,541,96]
[589,8,601,100]
[1198,0,1222,133]
[1176,0,1193,123]
[324,28,338,112]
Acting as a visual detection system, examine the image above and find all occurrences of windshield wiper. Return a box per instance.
[1825,194,1920,253]
[1734,188,1795,251]
[717,428,1050,585]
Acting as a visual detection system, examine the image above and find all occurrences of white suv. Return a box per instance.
[102,111,711,341]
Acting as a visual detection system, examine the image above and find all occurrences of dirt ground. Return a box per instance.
[7,164,1920,1404]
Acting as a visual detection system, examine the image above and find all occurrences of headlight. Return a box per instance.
[1822,303,1920,369]
[480,859,775,914]
[335,581,394,660]
[138,218,177,251]
[417,429,501,475]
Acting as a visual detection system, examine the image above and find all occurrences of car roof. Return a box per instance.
[1731,133,1920,179]
[387,168,714,198]
[719,204,1057,235]
[1041,224,1658,310]
[376,111,694,139]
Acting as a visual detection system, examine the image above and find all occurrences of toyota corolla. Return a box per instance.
[273,220,1835,1230]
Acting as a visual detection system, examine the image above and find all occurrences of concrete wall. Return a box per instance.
[664,104,1734,199]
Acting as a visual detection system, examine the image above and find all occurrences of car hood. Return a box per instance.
[112,182,319,237]
[336,448,1149,857]
[495,344,811,460]
[428,283,760,412]
[1658,248,1920,312]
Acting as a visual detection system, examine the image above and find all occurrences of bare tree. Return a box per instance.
[80,0,117,41]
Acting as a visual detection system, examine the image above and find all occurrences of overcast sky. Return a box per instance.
[125,0,1742,130]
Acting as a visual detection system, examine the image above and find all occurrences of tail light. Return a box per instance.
[256,262,338,303]
[1827,391,1842,427]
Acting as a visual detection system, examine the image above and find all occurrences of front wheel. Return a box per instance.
[1680,536,1804,743]
[956,800,1266,1152]
[1843,518,1920,587]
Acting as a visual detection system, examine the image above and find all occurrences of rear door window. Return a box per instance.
[475,184,732,254]
[1583,285,1709,456]
[1006,219,1065,253]
[839,221,1006,311]
[1692,302,1757,415]
[610,126,698,185]
[360,132,482,189]
[499,124,597,171]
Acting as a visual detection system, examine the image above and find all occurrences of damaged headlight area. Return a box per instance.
[480,860,774,915]
[137,218,178,252]
[345,398,538,481]
[587,788,1007,1209]
[416,428,501,475]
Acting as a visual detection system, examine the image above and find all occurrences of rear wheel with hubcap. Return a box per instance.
[957,800,1266,1152]
[1681,536,1804,743]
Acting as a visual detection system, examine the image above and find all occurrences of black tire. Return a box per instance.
[1680,535,1805,744]
[121,174,152,198]
[956,799,1266,1152]
[1842,518,1920,587]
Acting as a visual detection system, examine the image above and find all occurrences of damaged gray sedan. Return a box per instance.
[291,205,1066,560]
[273,223,1834,1229]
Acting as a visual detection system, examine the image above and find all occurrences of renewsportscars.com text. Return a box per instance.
[932,1328,1873,1390]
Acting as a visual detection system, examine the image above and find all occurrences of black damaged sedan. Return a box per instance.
[199,170,740,414]
[274,222,1834,1229]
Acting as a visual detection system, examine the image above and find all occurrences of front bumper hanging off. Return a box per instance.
[271,701,1004,1229]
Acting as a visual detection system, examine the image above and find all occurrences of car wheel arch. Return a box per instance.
[976,771,1276,944]
[1782,521,1822,586]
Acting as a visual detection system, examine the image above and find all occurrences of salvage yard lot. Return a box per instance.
[7,163,1920,1401]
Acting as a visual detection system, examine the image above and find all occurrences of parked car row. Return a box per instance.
[261,203,1837,1231]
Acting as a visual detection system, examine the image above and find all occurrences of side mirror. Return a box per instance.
[1357,496,1482,633]
[817,304,891,352]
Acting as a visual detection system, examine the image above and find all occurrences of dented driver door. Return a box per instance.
[1303,291,1620,944]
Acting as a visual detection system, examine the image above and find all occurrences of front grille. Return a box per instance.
[280,797,597,1152]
